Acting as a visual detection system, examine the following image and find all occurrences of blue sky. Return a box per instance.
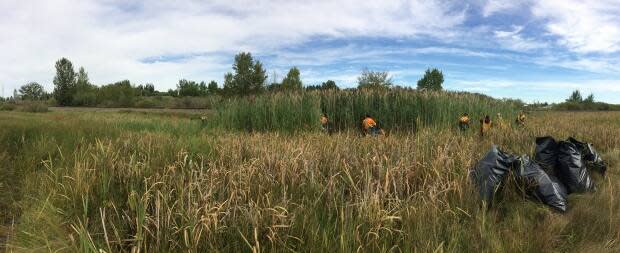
[2,0,620,103]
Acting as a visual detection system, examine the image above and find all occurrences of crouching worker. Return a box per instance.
[480,115,492,136]
[515,111,526,126]
[320,113,329,133]
[458,113,470,131]
[362,114,384,136]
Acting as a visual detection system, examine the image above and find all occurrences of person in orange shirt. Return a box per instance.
[362,114,381,136]
[458,113,470,131]
[480,115,492,136]
[320,113,329,132]
[515,111,526,126]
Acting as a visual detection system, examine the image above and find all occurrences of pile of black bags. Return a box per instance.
[470,136,607,212]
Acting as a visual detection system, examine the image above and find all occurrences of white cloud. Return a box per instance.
[2,0,620,104]
[493,25,547,51]
[532,0,620,53]
[482,0,528,17]
[0,0,467,93]
[482,0,620,54]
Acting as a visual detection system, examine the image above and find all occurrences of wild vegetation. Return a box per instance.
[554,90,620,111]
[214,90,520,133]
[1,109,618,252]
[1,52,618,252]
[5,53,455,110]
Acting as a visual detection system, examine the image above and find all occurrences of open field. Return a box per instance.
[48,106,210,115]
[0,110,619,252]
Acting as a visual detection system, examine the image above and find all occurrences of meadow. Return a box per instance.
[0,108,619,252]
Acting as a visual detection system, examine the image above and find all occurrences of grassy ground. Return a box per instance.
[0,111,618,252]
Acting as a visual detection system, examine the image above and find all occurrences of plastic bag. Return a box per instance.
[515,156,568,212]
[567,137,607,175]
[534,136,559,171]
[556,140,595,193]
[470,145,518,206]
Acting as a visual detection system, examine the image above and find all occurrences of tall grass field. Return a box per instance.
[0,100,619,252]
[214,90,521,132]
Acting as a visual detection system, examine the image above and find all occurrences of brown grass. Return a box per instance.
[0,110,618,252]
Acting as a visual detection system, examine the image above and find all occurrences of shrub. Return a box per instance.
[134,97,161,108]
[19,102,49,113]
[168,96,222,109]
[0,102,16,111]
[72,89,99,106]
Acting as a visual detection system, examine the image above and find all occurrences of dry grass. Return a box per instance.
[0,110,618,252]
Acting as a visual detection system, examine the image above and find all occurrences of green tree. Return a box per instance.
[584,93,595,103]
[145,84,155,95]
[321,80,339,90]
[177,79,202,97]
[306,80,339,91]
[227,52,267,96]
[250,61,267,93]
[73,67,99,106]
[207,81,220,94]
[136,84,156,96]
[222,73,235,96]
[566,90,583,103]
[281,67,303,91]
[199,81,208,95]
[267,82,282,92]
[167,89,177,97]
[19,82,45,100]
[99,80,135,107]
[357,69,392,89]
[53,58,77,105]
[76,67,90,88]
[417,68,444,91]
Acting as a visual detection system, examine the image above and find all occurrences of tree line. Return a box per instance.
[9,52,444,107]
[554,90,620,111]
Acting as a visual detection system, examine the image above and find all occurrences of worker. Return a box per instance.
[480,115,492,136]
[515,111,526,126]
[320,113,329,132]
[458,113,470,131]
[362,114,381,136]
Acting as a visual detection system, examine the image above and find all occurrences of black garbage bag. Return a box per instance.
[556,140,595,194]
[534,136,559,171]
[515,156,568,212]
[470,145,519,206]
[567,137,607,175]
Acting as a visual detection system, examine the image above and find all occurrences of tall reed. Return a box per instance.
[213,90,521,133]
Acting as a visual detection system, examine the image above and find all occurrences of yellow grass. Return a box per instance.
[0,110,618,252]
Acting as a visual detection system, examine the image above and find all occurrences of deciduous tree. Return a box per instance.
[417,68,444,91]
[357,69,392,89]
[53,58,76,105]
[282,67,303,91]
[19,82,45,100]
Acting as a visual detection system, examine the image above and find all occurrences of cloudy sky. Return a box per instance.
[2,0,620,103]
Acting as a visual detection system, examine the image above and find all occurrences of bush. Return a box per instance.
[0,102,16,111]
[72,90,99,106]
[19,102,49,113]
[554,102,620,111]
[134,97,161,108]
[167,96,222,109]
